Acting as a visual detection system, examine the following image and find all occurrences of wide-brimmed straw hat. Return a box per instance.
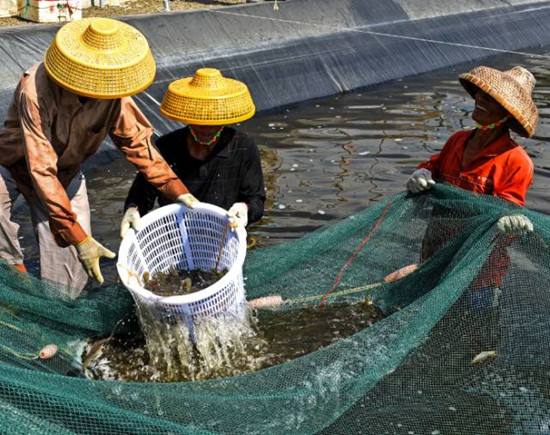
[44,17,156,99]
[459,66,538,137]
[160,68,255,126]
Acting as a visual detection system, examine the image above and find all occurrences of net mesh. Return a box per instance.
[0,184,549,434]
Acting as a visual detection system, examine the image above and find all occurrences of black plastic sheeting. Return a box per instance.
[1,0,550,140]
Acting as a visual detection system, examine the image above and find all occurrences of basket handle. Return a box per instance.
[177,209,195,270]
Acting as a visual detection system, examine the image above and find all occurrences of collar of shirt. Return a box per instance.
[185,127,236,160]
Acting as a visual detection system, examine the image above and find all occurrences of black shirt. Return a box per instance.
[124,127,265,225]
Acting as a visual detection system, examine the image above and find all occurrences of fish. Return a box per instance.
[82,338,110,368]
[180,277,192,293]
[471,350,497,365]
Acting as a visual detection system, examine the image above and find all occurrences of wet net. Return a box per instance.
[0,183,549,434]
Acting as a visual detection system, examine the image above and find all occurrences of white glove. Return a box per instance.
[177,193,199,208]
[407,168,435,193]
[120,207,141,239]
[76,236,116,284]
[497,214,533,235]
[228,202,248,230]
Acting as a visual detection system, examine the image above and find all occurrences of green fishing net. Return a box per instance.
[0,184,549,434]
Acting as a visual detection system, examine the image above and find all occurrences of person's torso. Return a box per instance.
[156,127,249,210]
[436,131,530,198]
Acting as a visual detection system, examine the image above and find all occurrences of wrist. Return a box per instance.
[76,235,91,247]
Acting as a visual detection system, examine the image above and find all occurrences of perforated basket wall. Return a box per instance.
[117,203,247,324]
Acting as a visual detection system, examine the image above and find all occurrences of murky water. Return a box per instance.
[11,47,550,380]
[84,301,384,382]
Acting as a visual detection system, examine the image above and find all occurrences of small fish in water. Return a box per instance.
[180,277,192,293]
[142,271,150,285]
[471,350,497,365]
[39,344,58,360]
[83,337,110,368]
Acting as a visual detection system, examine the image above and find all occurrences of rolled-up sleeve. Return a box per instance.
[110,98,188,200]
[19,92,88,246]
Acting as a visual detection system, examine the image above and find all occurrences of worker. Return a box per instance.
[120,68,265,237]
[407,65,538,307]
[0,18,196,298]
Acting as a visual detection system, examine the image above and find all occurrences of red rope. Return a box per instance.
[320,201,392,306]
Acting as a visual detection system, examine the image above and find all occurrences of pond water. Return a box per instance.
[10,46,550,381]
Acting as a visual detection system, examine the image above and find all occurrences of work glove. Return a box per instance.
[177,193,199,208]
[120,207,141,238]
[406,168,435,193]
[497,214,533,235]
[228,202,248,230]
[75,236,116,285]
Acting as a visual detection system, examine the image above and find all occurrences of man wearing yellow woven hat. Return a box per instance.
[406,65,538,307]
[0,18,196,297]
[120,68,265,237]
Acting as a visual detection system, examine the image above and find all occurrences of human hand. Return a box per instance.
[406,168,435,193]
[497,214,533,235]
[75,236,116,284]
[120,207,141,238]
[228,202,248,230]
[177,193,199,208]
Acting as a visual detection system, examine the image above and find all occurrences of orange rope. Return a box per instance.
[320,201,392,306]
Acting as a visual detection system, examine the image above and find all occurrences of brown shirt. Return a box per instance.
[0,63,188,246]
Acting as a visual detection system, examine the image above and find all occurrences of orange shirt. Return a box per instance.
[419,130,533,206]
[419,130,533,288]
[0,63,188,246]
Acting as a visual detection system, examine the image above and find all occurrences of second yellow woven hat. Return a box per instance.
[160,68,256,125]
[44,17,156,99]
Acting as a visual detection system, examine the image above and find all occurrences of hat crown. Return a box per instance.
[81,18,121,51]
[190,68,225,90]
[507,66,536,95]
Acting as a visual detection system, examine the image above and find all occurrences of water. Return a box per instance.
[12,46,550,380]
[84,301,384,382]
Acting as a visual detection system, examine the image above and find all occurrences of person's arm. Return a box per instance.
[110,98,188,201]
[124,172,158,216]
[19,92,87,246]
[494,154,533,206]
[239,137,265,225]
[418,153,441,176]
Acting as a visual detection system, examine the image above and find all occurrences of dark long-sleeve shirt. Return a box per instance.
[125,127,265,225]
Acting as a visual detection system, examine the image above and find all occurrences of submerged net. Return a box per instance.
[0,184,549,434]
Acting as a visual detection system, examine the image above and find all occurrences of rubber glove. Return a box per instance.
[75,236,116,284]
[120,207,141,238]
[177,193,199,208]
[406,168,435,193]
[228,202,248,230]
[497,214,533,235]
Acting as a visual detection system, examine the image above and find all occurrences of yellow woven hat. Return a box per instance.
[160,68,256,125]
[459,65,538,138]
[44,17,156,99]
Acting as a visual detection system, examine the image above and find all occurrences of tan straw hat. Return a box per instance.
[160,68,255,126]
[459,66,538,137]
[44,17,156,99]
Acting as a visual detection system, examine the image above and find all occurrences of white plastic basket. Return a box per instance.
[117,203,247,327]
